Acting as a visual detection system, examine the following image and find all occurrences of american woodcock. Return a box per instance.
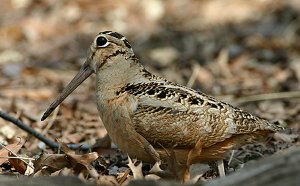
[41,31,284,166]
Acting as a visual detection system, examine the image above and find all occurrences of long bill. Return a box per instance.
[41,60,94,121]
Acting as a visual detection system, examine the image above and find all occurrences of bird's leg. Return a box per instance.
[124,122,160,162]
[183,138,204,183]
[150,145,186,181]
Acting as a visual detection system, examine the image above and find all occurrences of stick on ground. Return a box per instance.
[0,110,90,150]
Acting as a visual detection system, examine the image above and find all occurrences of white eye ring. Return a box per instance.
[96,36,109,48]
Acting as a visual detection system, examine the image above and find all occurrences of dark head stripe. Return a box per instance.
[99,31,132,49]
[101,31,113,34]
[108,32,124,39]
[123,38,131,48]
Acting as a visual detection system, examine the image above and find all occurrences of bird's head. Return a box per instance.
[41,31,136,120]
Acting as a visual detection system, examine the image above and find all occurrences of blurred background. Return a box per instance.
[0,0,299,159]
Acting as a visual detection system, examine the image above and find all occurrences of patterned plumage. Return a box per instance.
[42,31,284,165]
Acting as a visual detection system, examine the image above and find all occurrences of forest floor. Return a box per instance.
[0,0,300,185]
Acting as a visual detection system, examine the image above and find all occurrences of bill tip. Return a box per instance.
[41,109,52,121]
[41,114,47,121]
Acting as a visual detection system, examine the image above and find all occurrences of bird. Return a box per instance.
[41,31,284,171]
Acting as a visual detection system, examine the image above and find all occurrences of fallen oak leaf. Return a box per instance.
[60,141,99,169]
[34,152,100,178]
[33,140,100,177]
[117,167,131,185]
[149,161,163,175]
[0,142,34,175]
[33,153,70,175]
[68,152,99,168]
[0,142,22,165]
[8,152,28,174]
[127,156,143,180]
[97,175,118,186]
[58,140,99,178]
[24,159,34,175]
[70,154,100,179]
[149,146,184,180]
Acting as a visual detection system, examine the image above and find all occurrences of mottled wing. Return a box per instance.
[132,104,222,148]
[122,81,283,148]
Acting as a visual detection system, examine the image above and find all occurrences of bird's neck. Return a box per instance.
[95,56,152,98]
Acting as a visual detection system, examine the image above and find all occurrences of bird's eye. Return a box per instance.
[96,36,108,47]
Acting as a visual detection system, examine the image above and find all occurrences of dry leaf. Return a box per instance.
[59,140,99,178]
[0,143,22,165]
[127,156,143,180]
[33,153,70,175]
[8,152,27,174]
[24,160,34,175]
[97,175,118,186]
[148,150,183,180]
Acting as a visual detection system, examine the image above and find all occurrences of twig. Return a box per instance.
[0,110,90,151]
[0,142,19,157]
[186,63,201,88]
[0,142,35,170]
[217,160,225,177]
[42,105,60,135]
[0,156,35,160]
[228,150,236,166]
